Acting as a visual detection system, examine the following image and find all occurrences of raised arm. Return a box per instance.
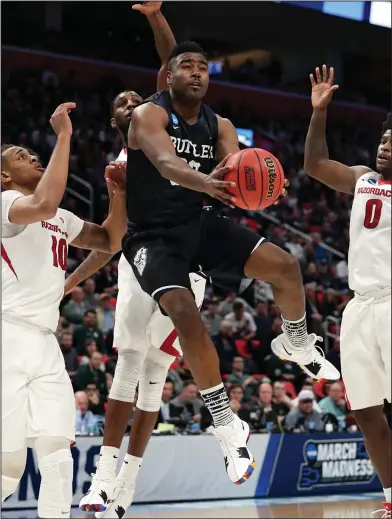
[71,162,127,253]
[7,103,75,224]
[64,251,114,295]
[129,103,235,204]
[132,2,177,91]
[304,65,370,194]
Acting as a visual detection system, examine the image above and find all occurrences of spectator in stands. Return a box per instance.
[56,315,72,341]
[214,320,236,373]
[319,382,347,420]
[218,291,252,317]
[96,293,115,333]
[74,351,108,402]
[73,309,105,355]
[264,348,302,386]
[201,297,222,340]
[245,382,280,432]
[169,380,203,426]
[59,331,78,380]
[285,389,324,431]
[85,383,106,415]
[292,381,322,413]
[318,289,339,319]
[226,356,258,401]
[254,301,273,349]
[157,378,175,425]
[303,262,319,285]
[75,391,99,434]
[228,383,246,415]
[95,263,118,294]
[79,339,105,369]
[62,286,88,324]
[272,381,293,415]
[225,300,257,341]
[83,278,99,309]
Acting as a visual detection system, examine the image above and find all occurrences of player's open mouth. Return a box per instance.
[36,166,45,173]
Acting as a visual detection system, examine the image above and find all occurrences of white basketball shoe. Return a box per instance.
[208,415,256,485]
[271,332,340,380]
[95,479,135,519]
[79,472,116,513]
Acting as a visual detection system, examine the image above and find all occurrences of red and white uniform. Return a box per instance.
[341,173,391,410]
[113,150,206,357]
[2,190,84,452]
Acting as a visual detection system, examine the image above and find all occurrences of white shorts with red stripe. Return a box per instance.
[341,289,391,411]
[113,254,206,358]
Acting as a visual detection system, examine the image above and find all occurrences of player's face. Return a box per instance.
[168,53,209,103]
[1,146,44,191]
[376,129,391,177]
[111,91,143,134]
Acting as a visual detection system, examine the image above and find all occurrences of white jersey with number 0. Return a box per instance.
[2,190,84,331]
[349,172,391,296]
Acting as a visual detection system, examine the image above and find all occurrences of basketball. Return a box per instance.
[225,148,285,211]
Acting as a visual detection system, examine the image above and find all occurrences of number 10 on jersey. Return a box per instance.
[51,235,67,271]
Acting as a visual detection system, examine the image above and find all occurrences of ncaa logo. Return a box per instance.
[305,442,318,463]
[172,114,179,125]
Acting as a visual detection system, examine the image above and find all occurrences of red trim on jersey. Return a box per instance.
[345,391,352,411]
[160,329,179,357]
[123,147,127,155]
[377,178,392,185]
[1,243,18,280]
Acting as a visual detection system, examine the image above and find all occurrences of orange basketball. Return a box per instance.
[225,148,285,211]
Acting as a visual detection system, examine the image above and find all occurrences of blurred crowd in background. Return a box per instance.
[2,1,390,437]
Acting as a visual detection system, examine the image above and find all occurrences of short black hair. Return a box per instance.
[84,309,97,317]
[111,90,142,117]
[182,379,197,388]
[382,112,392,134]
[167,41,207,70]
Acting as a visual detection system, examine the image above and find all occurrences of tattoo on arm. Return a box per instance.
[71,222,111,252]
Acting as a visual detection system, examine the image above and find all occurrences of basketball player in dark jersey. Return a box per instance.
[120,40,340,486]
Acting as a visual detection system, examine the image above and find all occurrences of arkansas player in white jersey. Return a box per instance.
[1,103,127,518]
[304,65,391,517]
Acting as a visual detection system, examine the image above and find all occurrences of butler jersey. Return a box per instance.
[349,172,391,296]
[2,190,84,332]
[125,90,218,232]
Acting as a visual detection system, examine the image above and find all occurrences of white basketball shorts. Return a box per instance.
[2,320,76,452]
[113,254,206,357]
[340,290,391,410]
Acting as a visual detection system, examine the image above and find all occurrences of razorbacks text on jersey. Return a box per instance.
[125,90,218,232]
[349,172,391,296]
[2,190,84,331]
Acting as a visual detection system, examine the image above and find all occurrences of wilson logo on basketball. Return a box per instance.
[263,157,277,199]
[244,167,256,191]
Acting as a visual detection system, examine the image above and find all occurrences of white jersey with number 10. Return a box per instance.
[349,172,391,296]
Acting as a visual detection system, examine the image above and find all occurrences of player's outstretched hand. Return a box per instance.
[50,102,76,136]
[310,64,339,111]
[105,161,126,196]
[204,154,236,209]
[132,1,162,15]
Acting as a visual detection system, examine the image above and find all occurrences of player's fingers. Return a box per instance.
[322,64,328,83]
[131,4,144,11]
[211,179,236,188]
[315,67,321,84]
[310,74,316,88]
[284,178,290,188]
[281,188,288,197]
[58,102,76,113]
[212,165,234,179]
[328,67,335,85]
[330,85,339,92]
[216,153,232,169]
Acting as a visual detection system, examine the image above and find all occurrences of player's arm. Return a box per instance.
[304,65,370,194]
[71,164,127,253]
[8,103,75,225]
[64,251,114,295]
[133,2,177,91]
[216,116,240,160]
[130,103,234,203]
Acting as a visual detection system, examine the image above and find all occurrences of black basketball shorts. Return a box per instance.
[122,208,266,306]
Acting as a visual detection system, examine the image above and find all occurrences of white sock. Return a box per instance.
[282,313,308,348]
[384,487,391,503]
[200,383,235,427]
[97,446,119,479]
[117,454,142,487]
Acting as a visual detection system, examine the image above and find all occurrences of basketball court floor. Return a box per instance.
[1,493,384,518]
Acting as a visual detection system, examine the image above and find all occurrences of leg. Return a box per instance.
[1,321,29,502]
[33,436,73,518]
[341,297,391,505]
[27,334,76,518]
[2,449,27,503]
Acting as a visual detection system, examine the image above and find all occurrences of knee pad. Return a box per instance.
[37,448,73,518]
[109,350,146,403]
[137,348,173,412]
